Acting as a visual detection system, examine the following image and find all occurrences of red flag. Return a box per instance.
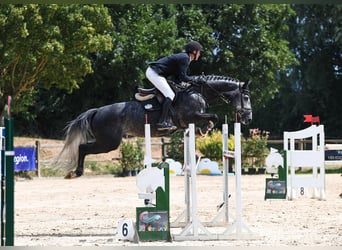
[312,116,320,124]
[303,114,312,123]
[303,114,320,124]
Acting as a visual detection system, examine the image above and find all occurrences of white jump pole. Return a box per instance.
[220,122,253,239]
[173,122,254,241]
[170,127,191,227]
[144,115,152,169]
[173,123,212,240]
[136,116,156,206]
[234,122,243,234]
[222,124,230,224]
[208,123,233,227]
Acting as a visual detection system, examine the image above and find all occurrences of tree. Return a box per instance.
[169,4,297,128]
[0,4,113,116]
[65,5,184,106]
[203,5,297,107]
[106,4,184,99]
[13,4,300,138]
[255,5,342,137]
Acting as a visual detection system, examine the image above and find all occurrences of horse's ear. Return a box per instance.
[244,80,252,89]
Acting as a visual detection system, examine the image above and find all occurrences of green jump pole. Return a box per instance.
[1,96,14,246]
[1,126,5,244]
[4,116,14,246]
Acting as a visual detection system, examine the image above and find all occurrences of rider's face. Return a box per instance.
[194,50,201,61]
[189,50,201,62]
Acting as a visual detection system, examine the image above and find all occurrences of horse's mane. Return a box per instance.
[202,75,241,84]
[171,74,242,93]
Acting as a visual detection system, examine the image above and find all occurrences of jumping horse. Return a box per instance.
[57,75,252,178]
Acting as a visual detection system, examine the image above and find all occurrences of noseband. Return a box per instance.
[236,87,252,121]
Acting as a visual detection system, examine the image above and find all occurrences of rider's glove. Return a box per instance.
[194,75,206,85]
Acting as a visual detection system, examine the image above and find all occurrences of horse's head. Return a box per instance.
[199,75,253,125]
[232,80,252,125]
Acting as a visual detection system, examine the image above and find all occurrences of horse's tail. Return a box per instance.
[54,108,97,170]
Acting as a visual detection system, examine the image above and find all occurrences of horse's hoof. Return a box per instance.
[208,120,214,130]
[197,127,207,137]
[64,171,79,179]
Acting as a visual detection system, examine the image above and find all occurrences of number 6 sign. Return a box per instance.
[117,219,136,241]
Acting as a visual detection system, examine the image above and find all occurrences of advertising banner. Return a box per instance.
[14,147,36,172]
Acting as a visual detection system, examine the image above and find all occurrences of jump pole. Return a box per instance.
[173,123,233,228]
[134,117,171,241]
[173,123,212,240]
[172,123,254,241]
[219,122,253,239]
[1,96,15,246]
[206,123,234,227]
[136,115,156,205]
[144,114,152,169]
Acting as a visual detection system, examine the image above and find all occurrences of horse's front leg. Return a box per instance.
[193,112,219,136]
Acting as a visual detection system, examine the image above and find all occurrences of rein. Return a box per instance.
[202,80,251,115]
[201,81,231,105]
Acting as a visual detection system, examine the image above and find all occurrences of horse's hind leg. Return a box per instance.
[74,143,90,177]
[65,140,120,179]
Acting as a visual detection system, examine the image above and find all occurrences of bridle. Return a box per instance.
[185,77,252,123]
[236,87,252,121]
[203,81,251,113]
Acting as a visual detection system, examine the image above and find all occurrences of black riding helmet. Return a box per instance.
[185,41,202,53]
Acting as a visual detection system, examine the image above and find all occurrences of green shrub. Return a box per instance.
[242,128,270,168]
[196,129,235,162]
[119,138,144,173]
[196,129,222,161]
[165,131,184,162]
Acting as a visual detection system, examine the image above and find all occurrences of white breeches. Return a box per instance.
[146,67,175,100]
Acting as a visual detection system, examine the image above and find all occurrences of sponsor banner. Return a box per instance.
[14,147,36,172]
[325,150,342,161]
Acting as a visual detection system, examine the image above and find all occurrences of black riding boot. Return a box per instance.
[157,97,177,131]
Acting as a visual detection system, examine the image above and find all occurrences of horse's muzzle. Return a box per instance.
[239,110,252,125]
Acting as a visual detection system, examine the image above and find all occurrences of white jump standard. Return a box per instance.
[172,124,212,240]
[284,124,326,200]
[219,122,253,239]
[172,123,254,241]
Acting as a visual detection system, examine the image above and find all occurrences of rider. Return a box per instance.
[146,41,203,131]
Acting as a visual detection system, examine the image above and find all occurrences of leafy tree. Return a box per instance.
[103,4,184,101]
[0,4,113,117]
[63,4,297,125]
[255,4,342,137]
[12,4,302,138]
[59,5,184,109]
[202,5,297,108]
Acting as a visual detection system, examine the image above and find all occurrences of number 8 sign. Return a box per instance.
[117,219,136,241]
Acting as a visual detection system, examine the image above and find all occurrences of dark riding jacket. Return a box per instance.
[149,52,196,83]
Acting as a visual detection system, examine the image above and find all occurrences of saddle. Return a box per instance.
[134,81,189,111]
